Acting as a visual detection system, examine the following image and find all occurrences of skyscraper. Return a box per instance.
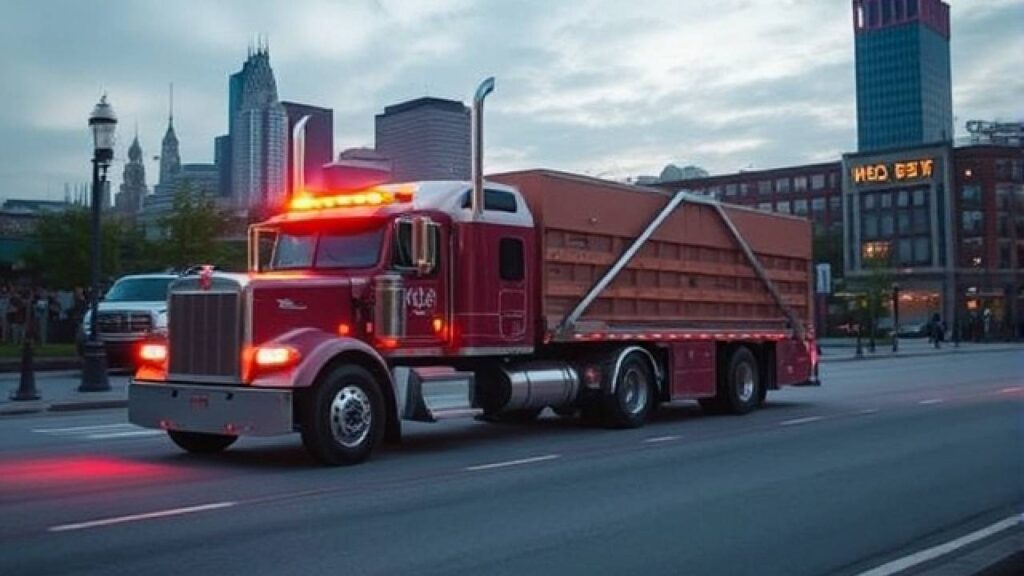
[853,0,953,152]
[116,130,148,214]
[158,84,181,188]
[375,97,471,182]
[230,42,288,211]
[282,101,333,197]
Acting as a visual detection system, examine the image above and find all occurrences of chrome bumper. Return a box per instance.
[129,380,293,436]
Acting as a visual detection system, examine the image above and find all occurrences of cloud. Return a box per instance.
[0,0,1020,202]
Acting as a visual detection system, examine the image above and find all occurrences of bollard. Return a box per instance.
[9,338,40,401]
[855,329,864,358]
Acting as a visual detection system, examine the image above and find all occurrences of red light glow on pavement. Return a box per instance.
[0,456,180,489]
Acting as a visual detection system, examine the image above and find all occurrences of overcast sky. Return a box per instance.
[1,0,1021,202]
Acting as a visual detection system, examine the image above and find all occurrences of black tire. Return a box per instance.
[721,346,761,415]
[300,364,385,466]
[602,353,656,428]
[167,430,237,454]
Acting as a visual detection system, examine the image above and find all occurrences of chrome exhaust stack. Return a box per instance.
[471,77,495,218]
[291,114,311,197]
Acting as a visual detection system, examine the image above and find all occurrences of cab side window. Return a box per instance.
[499,238,524,281]
[393,220,441,274]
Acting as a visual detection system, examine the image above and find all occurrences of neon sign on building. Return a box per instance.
[851,158,935,184]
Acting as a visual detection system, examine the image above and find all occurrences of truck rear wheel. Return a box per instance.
[721,346,761,415]
[602,353,655,428]
[167,430,237,454]
[301,365,385,466]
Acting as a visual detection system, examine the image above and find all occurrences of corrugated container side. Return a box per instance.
[489,170,812,333]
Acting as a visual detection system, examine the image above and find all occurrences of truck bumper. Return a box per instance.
[129,380,293,437]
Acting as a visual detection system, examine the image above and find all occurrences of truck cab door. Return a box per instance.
[392,218,448,348]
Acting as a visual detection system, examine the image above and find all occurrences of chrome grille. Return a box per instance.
[98,312,153,334]
[168,291,242,380]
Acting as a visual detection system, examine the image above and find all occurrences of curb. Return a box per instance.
[823,346,1023,364]
[48,399,128,412]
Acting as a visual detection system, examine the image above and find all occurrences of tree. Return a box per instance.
[157,183,229,269]
[26,208,122,289]
[857,254,892,352]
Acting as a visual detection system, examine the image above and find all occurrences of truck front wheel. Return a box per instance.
[301,364,385,466]
[167,430,237,454]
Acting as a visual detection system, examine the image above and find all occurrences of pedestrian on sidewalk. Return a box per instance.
[7,289,26,345]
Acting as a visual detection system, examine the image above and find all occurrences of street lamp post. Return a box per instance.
[892,283,900,353]
[78,95,116,392]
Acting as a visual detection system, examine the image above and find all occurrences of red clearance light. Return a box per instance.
[338,323,351,336]
[138,343,168,364]
[289,186,414,212]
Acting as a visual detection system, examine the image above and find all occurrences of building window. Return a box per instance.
[881,213,894,236]
[708,186,721,199]
[995,184,1011,210]
[862,214,878,239]
[862,241,891,262]
[912,188,927,207]
[758,180,771,196]
[898,211,911,234]
[794,176,808,191]
[811,197,826,219]
[776,200,791,214]
[740,182,750,196]
[961,210,983,234]
[758,202,773,212]
[829,172,839,189]
[794,199,808,216]
[897,190,910,207]
[998,241,1011,269]
[725,183,738,197]
[912,207,929,234]
[879,191,892,208]
[775,178,790,194]
[811,174,825,190]
[829,195,842,214]
[914,237,931,265]
[960,185,982,206]
[863,193,876,210]
[961,237,984,267]
[898,238,913,266]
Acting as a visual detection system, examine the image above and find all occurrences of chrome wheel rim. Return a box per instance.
[736,363,755,403]
[330,385,372,448]
[621,367,649,416]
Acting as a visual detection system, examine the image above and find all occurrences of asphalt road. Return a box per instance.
[0,350,1020,576]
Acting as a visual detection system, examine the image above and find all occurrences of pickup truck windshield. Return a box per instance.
[270,227,385,270]
[105,278,174,302]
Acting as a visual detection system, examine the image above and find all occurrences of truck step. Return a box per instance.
[397,367,480,423]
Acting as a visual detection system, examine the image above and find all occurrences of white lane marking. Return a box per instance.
[33,423,130,434]
[643,435,681,444]
[465,454,560,472]
[779,416,825,426]
[85,430,164,440]
[49,501,237,533]
[998,386,1022,394]
[857,408,880,415]
[855,515,1022,576]
[918,398,945,405]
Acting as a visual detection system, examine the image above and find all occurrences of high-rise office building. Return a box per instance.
[853,0,953,152]
[230,42,288,210]
[157,85,181,190]
[281,101,333,197]
[375,97,471,182]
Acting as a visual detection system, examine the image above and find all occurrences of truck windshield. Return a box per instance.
[105,278,173,302]
[270,227,385,270]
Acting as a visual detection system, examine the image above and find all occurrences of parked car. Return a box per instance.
[897,322,930,338]
[77,274,176,368]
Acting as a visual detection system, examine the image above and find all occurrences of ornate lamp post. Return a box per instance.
[78,95,116,392]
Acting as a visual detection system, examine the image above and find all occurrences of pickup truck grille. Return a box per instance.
[97,312,152,334]
[168,291,242,380]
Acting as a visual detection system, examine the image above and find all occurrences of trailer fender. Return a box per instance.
[609,346,663,396]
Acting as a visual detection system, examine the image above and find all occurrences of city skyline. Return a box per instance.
[0,0,1020,202]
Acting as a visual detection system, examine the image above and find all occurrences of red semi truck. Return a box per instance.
[129,79,818,465]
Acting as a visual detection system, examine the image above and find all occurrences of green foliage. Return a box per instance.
[157,183,229,269]
[812,229,843,277]
[25,208,122,289]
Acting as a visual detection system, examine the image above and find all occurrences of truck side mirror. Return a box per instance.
[411,216,437,276]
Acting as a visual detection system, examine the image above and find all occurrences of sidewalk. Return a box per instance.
[0,369,130,415]
[820,337,1024,363]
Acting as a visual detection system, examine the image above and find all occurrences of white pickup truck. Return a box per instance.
[78,274,177,368]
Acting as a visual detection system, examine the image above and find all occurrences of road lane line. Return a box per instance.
[855,515,1022,576]
[998,386,1022,394]
[85,430,164,440]
[856,408,880,415]
[779,416,824,427]
[465,454,560,472]
[643,435,681,444]
[48,501,237,533]
[33,423,131,433]
[918,398,945,405]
